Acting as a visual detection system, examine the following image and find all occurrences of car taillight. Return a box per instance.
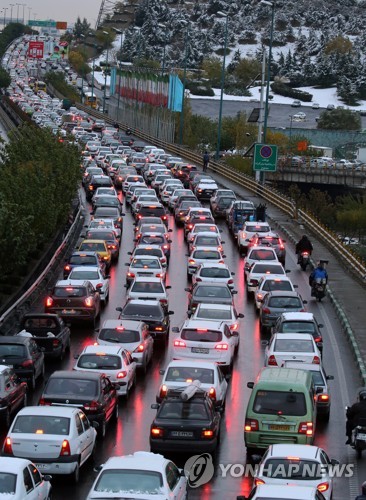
[84,297,94,307]
[155,326,163,331]
[241,232,247,239]
[52,339,60,347]
[64,265,71,272]
[89,185,94,190]
[298,421,313,436]
[314,336,322,343]
[117,371,127,378]
[3,437,13,455]
[84,400,101,411]
[195,277,202,282]
[188,224,193,229]
[317,482,329,493]
[162,215,167,220]
[45,296,53,307]
[174,340,186,347]
[159,384,168,398]
[156,273,163,278]
[312,356,320,364]
[108,244,117,249]
[151,427,164,437]
[60,439,71,456]
[21,359,33,368]
[202,429,214,438]
[215,343,228,350]
[230,323,239,331]
[134,344,144,352]
[228,279,234,284]
[244,419,259,432]
[267,355,277,366]
[189,259,195,264]
[163,245,168,250]
[127,272,135,278]
[39,398,51,406]
[318,393,329,402]
[262,307,270,314]
[208,387,216,400]
[257,293,264,300]
[160,299,167,305]
[254,479,265,486]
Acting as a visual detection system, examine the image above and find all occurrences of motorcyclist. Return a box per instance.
[295,235,313,264]
[355,481,366,499]
[346,389,366,445]
[309,260,328,288]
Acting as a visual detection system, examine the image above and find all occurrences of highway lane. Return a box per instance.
[3,185,364,499]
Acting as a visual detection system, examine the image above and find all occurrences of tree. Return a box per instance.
[317,108,361,130]
[336,194,366,241]
[202,57,222,87]
[234,57,261,88]
[0,68,11,90]
[73,17,83,39]
[324,36,353,56]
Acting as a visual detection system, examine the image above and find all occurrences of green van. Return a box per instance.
[244,368,316,455]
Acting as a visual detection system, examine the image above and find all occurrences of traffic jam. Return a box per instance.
[0,35,363,500]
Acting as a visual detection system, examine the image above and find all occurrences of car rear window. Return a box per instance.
[194,286,231,298]
[139,206,165,217]
[200,268,230,278]
[140,225,165,234]
[166,366,214,383]
[54,287,86,297]
[159,401,208,420]
[249,249,276,260]
[94,208,119,217]
[79,242,106,252]
[281,322,316,334]
[261,458,322,479]
[0,344,26,357]
[259,237,280,245]
[274,339,314,352]
[45,378,98,397]
[131,282,164,293]
[217,197,234,206]
[195,236,219,246]
[252,264,284,274]
[140,235,165,245]
[13,415,70,435]
[181,328,222,342]
[94,198,118,206]
[132,258,160,269]
[196,308,232,320]
[193,250,221,260]
[262,280,292,292]
[77,354,122,369]
[134,248,163,259]
[99,328,140,343]
[87,231,115,240]
[0,473,16,494]
[246,225,270,232]
[253,390,306,416]
[69,270,100,280]
[122,303,162,318]
[95,470,163,494]
[267,297,302,308]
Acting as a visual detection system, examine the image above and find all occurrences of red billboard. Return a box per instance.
[28,41,44,59]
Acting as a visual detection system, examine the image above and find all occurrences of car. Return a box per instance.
[189,231,224,252]
[254,275,296,311]
[174,200,202,224]
[136,232,172,261]
[157,360,228,409]
[91,195,122,213]
[210,192,237,217]
[291,100,301,107]
[95,319,154,372]
[187,247,226,276]
[171,319,237,372]
[128,243,168,268]
[78,239,112,270]
[185,282,236,313]
[272,312,324,354]
[86,175,113,201]
[184,208,214,237]
[246,262,287,295]
[125,182,149,206]
[135,202,169,225]
[186,223,221,244]
[237,221,272,255]
[244,484,327,499]
[168,188,194,211]
[45,281,101,326]
[126,277,170,306]
[83,228,120,261]
[194,178,218,200]
[247,232,286,265]
[192,262,235,289]
[3,405,97,482]
[253,444,338,500]
[85,451,187,500]
[131,193,159,214]
[226,200,256,235]
[160,181,184,204]
[125,255,166,285]
[326,104,335,110]
[263,333,321,367]
[244,246,279,278]
[260,291,307,333]
[0,456,52,499]
[0,364,27,427]
[172,163,199,186]
[91,207,124,237]
[86,219,119,240]
[312,102,320,109]
[39,370,119,437]
[122,174,145,194]
[117,299,174,340]
[134,223,172,244]
[60,266,110,303]
[0,336,44,391]
[74,345,137,397]
[293,112,306,120]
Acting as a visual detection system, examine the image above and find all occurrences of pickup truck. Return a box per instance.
[18,314,71,360]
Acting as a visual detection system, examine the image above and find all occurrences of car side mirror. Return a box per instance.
[133,238,137,242]
[318,324,324,328]
[303,300,308,304]
[168,229,172,232]
[42,474,52,481]
[90,211,94,215]
[285,269,291,273]
[165,285,171,289]
[231,331,239,337]
[232,290,238,294]
[184,287,191,292]
[330,458,339,466]
[159,369,165,375]
[172,326,180,333]
[187,309,192,317]
[168,310,174,315]
[261,340,269,346]
[221,240,225,244]
[116,307,122,312]
[132,357,138,363]
[231,272,235,276]
[237,313,244,318]
[74,354,80,359]
[326,375,334,380]
[293,284,298,288]
[222,254,227,258]
[91,421,99,429]
[185,253,190,257]
[151,403,159,410]
[168,239,172,243]
[124,263,130,266]
[127,251,132,255]
[247,382,254,389]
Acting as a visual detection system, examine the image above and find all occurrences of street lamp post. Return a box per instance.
[156,23,167,138]
[178,24,189,145]
[113,27,123,122]
[27,6,31,23]
[21,3,26,24]
[102,31,110,114]
[9,4,14,22]
[133,27,142,130]
[3,8,8,26]
[215,12,229,160]
[80,34,86,103]
[16,3,20,22]
[261,0,275,143]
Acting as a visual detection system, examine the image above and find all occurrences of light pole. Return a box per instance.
[27,6,31,23]
[113,27,123,121]
[9,4,14,22]
[289,114,293,154]
[156,23,167,138]
[178,23,189,145]
[133,27,142,130]
[21,3,25,24]
[80,34,86,103]
[215,12,228,160]
[16,3,21,22]
[3,8,8,26]
[261,0,275,143]
[102,31,110,114]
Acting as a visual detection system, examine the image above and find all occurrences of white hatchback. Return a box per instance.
[244,246,278,279]
[246,262,286,295]
[0,456,52,499]
[237,221,272,255]
[126,277,170,307]
[59,266,110,302]
[254,275,296,310]
[3,406,97,483]
[187,247,226,276]
[263,333,321,367]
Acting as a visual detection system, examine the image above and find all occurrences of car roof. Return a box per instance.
[196,303,232,311]
[125,299,161,306]
[102,451,168,472]
[101,319,144,330]
[267,443,320,460]
[165,359,219,370]
[49,370,103,381]
[193,281,229,288]
[284,362,323,373]
[267,291,300,297]
[132,277,163,283]
[0,457,35,472]
[273,333,314,341]
[281,312,315,321]
[55,280,90,287]
[183,319,224,330]
[80,239,108,245]
[0,336,30,345]
[249,246,277,253]
[81,345,127,355]
[192,246,221,254]
[254,484,319,498]
[71,251,99,256]
[260,274,291,282]
[250,262,284,273]
[16,405,80,417]
[199,262,228,269]
[68,266,101,273]
[131,255,161,262]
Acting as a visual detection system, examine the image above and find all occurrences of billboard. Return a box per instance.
[28,41,44,59]
[116,70,170,108]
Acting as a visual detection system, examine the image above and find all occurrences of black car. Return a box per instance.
[185,282,236,312]
[135,203,169,226]
[0,365,27,427]
[39,370,118,437]
[63,251,106,279]
[150,386,221,454]
[0,336,45,390]
[117,299,173,340]
[86,175,113,201]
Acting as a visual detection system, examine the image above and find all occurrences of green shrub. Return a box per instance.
[271,81,313,102]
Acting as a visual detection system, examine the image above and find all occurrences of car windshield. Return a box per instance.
[252,264,284,275]
[262,280,292,291]
[95,198,118,206]
[246,225,270,232]
[200,268,230,278]
[80,242,106,252]
[132,259,160,269]
[95,470,163,495]
[193,250,221,260]
[274,339,314,352]
[69,270,100,280]
[45,378,98,397]
[141,235,165,245]
[159,401,209,420]
[181,329,222,342]
[281,322,316,334]
[0,473,16,494]
[122,303,162,319]
[13,415,70,435]
[99,328,140,343]
[77,354,122,369]
[54,287,85,297]
[0,344,26,357]
[196,308,232,320]
[253,390,306,416]
[195,236,219,246]
[249,249,276,260]
[217,197,234,207]
[131,282,164,293]
[268,297,302,309]
[261,458,322,480]
[166,367,214,383]
[194,286,231,298]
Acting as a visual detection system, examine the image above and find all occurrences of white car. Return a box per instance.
[168,188,193,210]
[129,244,168,268]
[171,319,237,372]
[186,223,221,244]
[264,333,321,367]
[3,406,97,482]
[96,319,154,372]
[87,218,119,238]
[132,194,160,214]
[93,186,118,199]
[187,247,226,276]
[192,262,234,289]
[86,452,187,500]
[122,174,144,194]
[126,277,170,306]
[194,179,218,199]
[157,360,228,409]
[246,261,286,295]
[74,345,137,397]
[244,246,279,278]
[59,266,110,302]
[254,444,338,500]
[160,182,183,204]
[247,484,325,499]
[0,456,52,499]
[189,232,224,254]
[254,275,296,310]
[237,221,272,255]
[125,255,166,284]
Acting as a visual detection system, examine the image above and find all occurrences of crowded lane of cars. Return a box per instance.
[0,35,364,500]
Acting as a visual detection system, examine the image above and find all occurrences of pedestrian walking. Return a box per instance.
[203,151,210,172]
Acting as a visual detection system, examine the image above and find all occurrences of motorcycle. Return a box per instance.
[311,277,327,302]
[346,407,366,458]
[299,251,310,271]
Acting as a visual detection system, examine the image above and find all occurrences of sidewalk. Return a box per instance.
[208,168,366,382]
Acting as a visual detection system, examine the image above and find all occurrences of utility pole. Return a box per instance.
[255,49,266,182]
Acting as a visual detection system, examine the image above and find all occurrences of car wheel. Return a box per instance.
[4,409,11,427]
[40,363,45,380]
[98,419,106,439]
[71,460,80,483]
[104,290,109,303]
[22,393,27,409]
[29,372,36,391]
[112,402,119,421]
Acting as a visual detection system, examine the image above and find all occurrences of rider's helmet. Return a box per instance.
[358,388,366,402]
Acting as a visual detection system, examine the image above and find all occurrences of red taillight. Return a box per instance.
[84,297,94,307]
[189,259,195,264]
[52,339,60,347]
[45,296,53,307]
[317,482,329,493]
[21,360,33,368]
[312,356,320,364]
[267,355,277,366]
[215,343,228,350]
[108,244,116,250]
[134,344,144,352]
[254,479,265,486]
[244,419,259,432]
[38,398,51,406]
[117,371,127,378]
[314,336,322,343]
[60,439,71,456]
[298,421,313,436]
[174,340,186,347]
[160,299,168,305]
[262,307,270,314]
[84,400,100,411]
[155,326,163,331]
[3,437,13,455]
[156,273,163,278]
[195,277,202,282]
[208,387,216,400]
[151,427,164,437]
[159,384,168,398]
[64,265,71,272]
[228,279,234,284]
[318,393,329,402]
[230,323,239,331]
[202,429,214,438]
[127,272,135,278]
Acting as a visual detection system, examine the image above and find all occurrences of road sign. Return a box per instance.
[28,41,44,59]
[28,20,57,27]
[253,143,278,172]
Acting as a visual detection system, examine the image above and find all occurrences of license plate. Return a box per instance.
[35,464,48,469]
[171,431,193,437]
[357,433,366,440]
[191,347,209,354]
[139,272,153,276]
[269,425,291,431]
[61,309,76,315]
